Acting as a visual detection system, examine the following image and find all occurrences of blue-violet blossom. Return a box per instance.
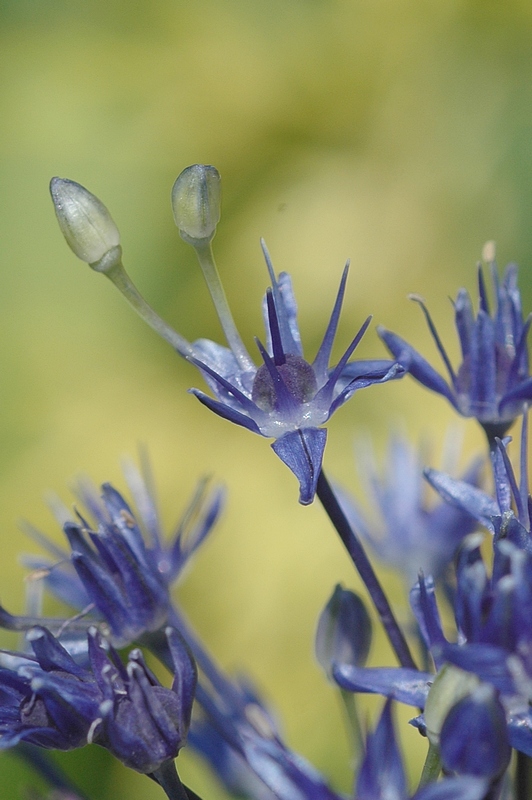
[50,169,403,504]
[337,433,482,585]
[0,625,196,775]
[0,460,223,650]
[378,250,532,440]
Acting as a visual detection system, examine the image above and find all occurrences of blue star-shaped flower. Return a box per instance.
[188,243,402,504]
[378,254,532,440]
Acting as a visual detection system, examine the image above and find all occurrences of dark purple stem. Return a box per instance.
[316,469,417,670]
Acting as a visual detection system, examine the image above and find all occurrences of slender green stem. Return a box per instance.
[316,469,417,670]
[516,751,532,800]
[417,741,441,789]
[104,261,194,358]
[340,688,364,759]
[193,242,254,371]
[151,760,198,800]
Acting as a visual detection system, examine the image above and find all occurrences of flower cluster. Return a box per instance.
[2,165,532,800]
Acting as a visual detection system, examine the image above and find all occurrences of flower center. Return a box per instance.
[251,355,318,412]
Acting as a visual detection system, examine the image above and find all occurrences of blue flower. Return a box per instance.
[0,460,224,649]
[378,256,532,440]
[51,171,403,505]
[424,415,532,554]
[188,244,402,504]
[336,433,482,585]
[0,625,196,775]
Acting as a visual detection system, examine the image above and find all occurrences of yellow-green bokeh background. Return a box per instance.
[1,1,532,797]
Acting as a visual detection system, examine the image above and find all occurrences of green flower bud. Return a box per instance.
[424,663,480,746]
[50,178,122,271]
[171,165,221,245]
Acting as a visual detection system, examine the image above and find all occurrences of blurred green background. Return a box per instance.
[1,0,532,797]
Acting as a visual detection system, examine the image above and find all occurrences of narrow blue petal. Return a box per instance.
[326,362,404,418]
[454,289,475,363]
[356,700,406,800]
[378,328,458,406]
[187,356,259,416]
[423,468,498,532]
[410,295,456,383]
[413,777,489,800]
[166,627,197,735]
[271,428,327,505]
[435,642,516,695]
[265,290,286,366]
[260,241,301,357]
[312,263,349,382]
[469,310,496,416]
[189,389,263,434]
[332,664,432,707]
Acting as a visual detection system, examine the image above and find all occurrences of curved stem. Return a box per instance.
[193,242,254,372]
[417,741,441,789]
[105,261,194,358]
[316,469,417,670]
[151,760,200,800]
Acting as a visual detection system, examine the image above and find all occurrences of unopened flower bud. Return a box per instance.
[50,177,121,271]
[315,584,372,679]
[171,165,221,245]
[424,663,480,746]
[440,684,510,779]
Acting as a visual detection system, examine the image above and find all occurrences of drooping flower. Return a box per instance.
[50,168,403,505]
[0,459,224,649]
[336,433,482,585]
[378,245,532,441]
[0,625,196,776]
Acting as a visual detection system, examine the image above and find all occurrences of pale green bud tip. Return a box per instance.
[50,177,121,268]
[171,164,221,245]
[424,663,480,746]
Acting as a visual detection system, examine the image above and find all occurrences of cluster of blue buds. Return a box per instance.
[3,165,532,799]
[0,625,195,775]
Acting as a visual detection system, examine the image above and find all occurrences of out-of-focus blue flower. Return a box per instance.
[425,416,532,555]
[189,244,402,504]
[337,433,482,585]
[0,460,224,649]
[356,699,488,800]
[190,671,342,800]
[0,625,195,775]
[315,584,372,680]
[378,251,532,440]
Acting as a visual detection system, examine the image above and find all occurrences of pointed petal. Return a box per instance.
[189,389,263,434]
[356,700,407,800]
[312,263,349,381]
[413,777,489,800]
[271,428,327,505]
[332,664,432,707]
[424,468,498,532]
[378,328,457,406]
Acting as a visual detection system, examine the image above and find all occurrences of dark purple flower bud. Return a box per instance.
[440,684,511,780]
[315,584,372,679]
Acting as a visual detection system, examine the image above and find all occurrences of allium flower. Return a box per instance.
[0,460,223,649]
[337,434,482,585]
[378,246,532,440]
[51,168,403,504]
[0,625,196,775]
